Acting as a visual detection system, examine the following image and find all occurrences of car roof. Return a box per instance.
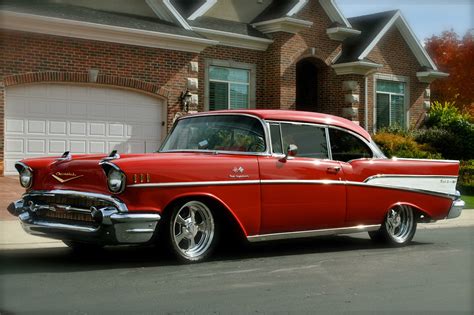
[188,110,372,141]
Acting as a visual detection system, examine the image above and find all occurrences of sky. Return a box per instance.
[336,0,473,43]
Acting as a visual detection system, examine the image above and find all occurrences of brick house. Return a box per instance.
[0,0,447,175]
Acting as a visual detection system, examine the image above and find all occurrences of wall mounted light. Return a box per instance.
[180,89,192,112]
[88,69,99,83]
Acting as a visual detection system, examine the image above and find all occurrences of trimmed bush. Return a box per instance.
[372,132,442,159]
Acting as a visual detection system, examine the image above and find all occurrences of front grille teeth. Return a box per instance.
[25,194,115,223]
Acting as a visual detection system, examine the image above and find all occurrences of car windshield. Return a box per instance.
[160,115,266,153]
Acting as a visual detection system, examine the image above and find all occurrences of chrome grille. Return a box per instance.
[24,193,116,223]
[29,194,114,209]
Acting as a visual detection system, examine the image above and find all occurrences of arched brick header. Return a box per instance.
[3,71,170,98]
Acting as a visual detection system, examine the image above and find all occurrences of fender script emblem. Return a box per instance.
[52,172,83,183]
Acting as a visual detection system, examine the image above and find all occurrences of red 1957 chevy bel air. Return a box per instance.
[9,110,464,262]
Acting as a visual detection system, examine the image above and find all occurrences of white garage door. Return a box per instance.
[4,84,165,175]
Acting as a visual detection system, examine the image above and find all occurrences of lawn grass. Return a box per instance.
[462,195,474,209]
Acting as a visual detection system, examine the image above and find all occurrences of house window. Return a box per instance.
[376,80,406,130]
[209,66,250,110]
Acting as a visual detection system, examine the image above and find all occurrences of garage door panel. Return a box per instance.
[70,121,87,136]
[89,141,107,153]
[27,139,46,154]
[47,85,70,99]
[70,140,87,153]
[127,141,146,153]
[6,139,24,153]
[27,120,46,134]
[143,125,160,139]
[28,99,48,115]
[49,121,67,135]
[88,103,108,119]
[48,100,68,116]
[5,97,27,116]
[69,101,88,118]
[89,122,107,136]
[107,105,126,120]
[6,119,25,134]
[5,84,164,175]
[49,140,67,153]
[109,124,125,137]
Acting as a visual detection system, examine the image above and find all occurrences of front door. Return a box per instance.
[258,122,346,234]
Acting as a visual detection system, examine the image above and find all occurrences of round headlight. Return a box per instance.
[107,169,125,193]
[19,167,33,189]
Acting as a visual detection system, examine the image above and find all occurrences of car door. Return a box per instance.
[327,127,379,226]
[258,122,346,234]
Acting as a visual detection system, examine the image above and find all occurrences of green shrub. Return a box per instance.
[422,101,474,160]
[412,128,460,160]
[426,101,471,129]
[372,132,442,159]
[458,160,474,195]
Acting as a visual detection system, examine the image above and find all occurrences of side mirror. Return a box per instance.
[280,144,298,162]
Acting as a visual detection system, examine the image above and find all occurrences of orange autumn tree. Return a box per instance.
[425,30,474,114]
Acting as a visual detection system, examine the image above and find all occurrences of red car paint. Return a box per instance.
[18,110,460,238]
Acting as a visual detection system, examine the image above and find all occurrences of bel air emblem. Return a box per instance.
[52,172,83,183]
[230,166,249,179]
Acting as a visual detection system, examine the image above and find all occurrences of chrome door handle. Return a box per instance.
[327,167,341,174]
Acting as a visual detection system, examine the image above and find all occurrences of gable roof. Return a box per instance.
[335,10,438,70]
[336,10,398,64]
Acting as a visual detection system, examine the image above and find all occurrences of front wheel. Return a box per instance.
[369,205,417,246]
[166,200,218,263]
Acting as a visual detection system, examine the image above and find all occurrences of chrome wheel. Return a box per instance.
[385,205,415,243]
[369,204,417,246]
[170,200,215,261]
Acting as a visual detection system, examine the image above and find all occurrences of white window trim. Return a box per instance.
[205,59,257,111]
[373,74,410,132]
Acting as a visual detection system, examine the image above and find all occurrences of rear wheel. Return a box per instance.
[166,200,218,263]
[369,205,417,246]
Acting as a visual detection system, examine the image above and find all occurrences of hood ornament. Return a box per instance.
[52,172,83,183]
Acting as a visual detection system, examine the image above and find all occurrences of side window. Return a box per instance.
[329,129,373,162]
[280,123,328,159]
[270,124,283,154]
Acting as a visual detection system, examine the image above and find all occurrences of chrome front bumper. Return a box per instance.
[8,190,161,245]
[446,198,464,219]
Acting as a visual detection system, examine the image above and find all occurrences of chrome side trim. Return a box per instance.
[261,179,344,185]
[247,224,381,242]
[393,158,459,164]
[128,180,260,188]
[25,190,128,212]
[364,174,458,182]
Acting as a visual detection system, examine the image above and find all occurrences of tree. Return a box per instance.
[425,30,474,113]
